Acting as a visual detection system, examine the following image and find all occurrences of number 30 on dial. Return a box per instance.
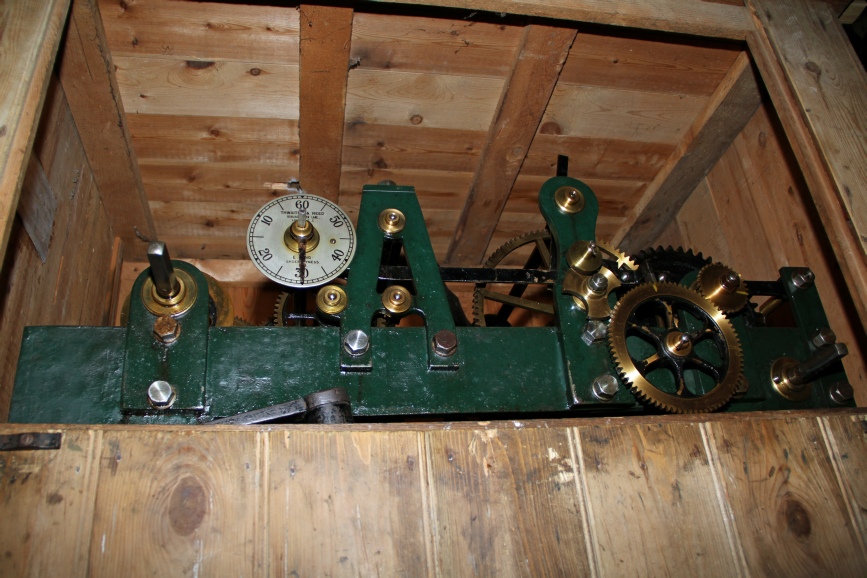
[247,193,356,288]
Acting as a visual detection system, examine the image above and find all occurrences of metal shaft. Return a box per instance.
[147,241,181,299]
[786,343,848,386]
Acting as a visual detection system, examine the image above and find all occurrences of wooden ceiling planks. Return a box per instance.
[96,0,745,262]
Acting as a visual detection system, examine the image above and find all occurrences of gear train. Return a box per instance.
[9,177,853,424]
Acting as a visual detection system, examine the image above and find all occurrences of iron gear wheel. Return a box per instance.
[631,246,712,284]
[608,282,743,413]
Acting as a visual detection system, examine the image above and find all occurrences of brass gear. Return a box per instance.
[565,241,638,319]
[608,282,743,413]
[273,292,290,326]
[693,263,749,315]
[472,230,555,327]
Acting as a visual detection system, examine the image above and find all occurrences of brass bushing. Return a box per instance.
[317,285,348,315]
[555,186,585,214]
[664,332,693,358]
[283,220,320,253]
[567,240,602,275]
[378,208,406,234]
[381,285,412,314]
[141,269,198,317]
[771,357,812,401]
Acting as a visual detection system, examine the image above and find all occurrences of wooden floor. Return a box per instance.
[1,411,865,576]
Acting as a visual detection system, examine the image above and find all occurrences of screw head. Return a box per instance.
[581,320,608,346]
[791,268,815,289]
[147,380,176,408]
[811,327,836,349]
[592,375,619,401]
[830,381,854,405]
[344,329,370,356]
[153,315,181,343]
[433,329,458,357]
[588,273,608,294]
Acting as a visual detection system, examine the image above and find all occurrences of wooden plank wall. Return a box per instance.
[98,0,742,263]
[0,78,119,419]
[0,412,865,575]
[655,101,867,403]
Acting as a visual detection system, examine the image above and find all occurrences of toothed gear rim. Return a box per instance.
[694,262,750,315]
[632,246,712,284]
[608,282,743,414]
[472,230,554,327]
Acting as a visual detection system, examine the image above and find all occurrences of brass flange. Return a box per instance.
[283,220,321,253]
[567,240,602,275]
[770,357,812,401]
[378,208,406,234]
[317,285,348,315]
[141,269,198,317]
[381,285,412,314]
[554,185,585,214]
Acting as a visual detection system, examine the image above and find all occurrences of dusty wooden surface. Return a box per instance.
[0,411,865,576]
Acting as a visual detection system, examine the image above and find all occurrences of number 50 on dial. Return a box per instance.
[247,194,356,288]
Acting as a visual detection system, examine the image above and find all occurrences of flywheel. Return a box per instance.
[608,282,743,413]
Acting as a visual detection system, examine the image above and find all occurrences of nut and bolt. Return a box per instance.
[581,319,608,346]
[810,327,836,349]
[829,381,854,405]
[721,272,741,292]
[734,377,750,399]
[432,329,458,357]
[147,380,176,408]
[587,273,609,294]
[19,433,35,447]
[343,329,370,356]
[153,315,181,343]
[791,268,815,289]
[592,375,619,401]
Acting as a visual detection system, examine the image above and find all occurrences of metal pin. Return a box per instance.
[147,241,180,299]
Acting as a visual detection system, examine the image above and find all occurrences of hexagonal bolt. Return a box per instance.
[153,315,181,343]
[810,327,836,349]
[829,381,854,405]
[588,273,608,294]
[147,380,176,408]
[734,376,750,399]
[581,320,608,346]
[432,329,458,357]
[592,375,619,401]
[343,329,370,356]
[791,268,815,289]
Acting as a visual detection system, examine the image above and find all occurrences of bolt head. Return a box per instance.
[147,380,175,408]
[592,375,619,401]
[811,327,836,349]
[588,273,608,294]
[830,381,854,405]
[581,320,608,346]
[344,329,370,356]
[153,315,180,343]
[791,268,815,289]
[433,329,458,357]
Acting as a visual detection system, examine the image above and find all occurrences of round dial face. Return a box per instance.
[247,194,356,288]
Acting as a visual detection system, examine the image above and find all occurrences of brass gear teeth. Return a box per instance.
[273,292,290,326]
[596,240,639,272]
[473,230,552,327]
[608,282,743,414]
[694,263,750,316]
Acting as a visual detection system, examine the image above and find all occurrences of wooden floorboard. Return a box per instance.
[0,413,865,576]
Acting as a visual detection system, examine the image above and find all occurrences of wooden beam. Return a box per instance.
[59,0,155,259]
[0,0,70,278]
[355,0,752,40]
[299,4,354,202]
[615,52,761,254]
[445,24,576,266]
[747,0,867,327]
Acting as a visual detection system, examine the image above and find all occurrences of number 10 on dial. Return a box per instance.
[247,194,356,288]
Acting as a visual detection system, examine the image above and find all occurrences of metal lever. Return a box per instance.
[772,342,848,400]
[148,241,181,299]
[208,388,353,425]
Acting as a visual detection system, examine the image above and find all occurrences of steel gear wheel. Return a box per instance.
[631,246,712,284]
[694,263,749,315]
[608,282,743,413]
[472,230,555,327]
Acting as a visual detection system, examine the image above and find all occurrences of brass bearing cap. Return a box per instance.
[283,219,321,253]
[554,186,585,214]
[567,240,602,275]
[378,208,406,234]
[141,269,198,317]
[317,285,348,315]
[381,285,412,314]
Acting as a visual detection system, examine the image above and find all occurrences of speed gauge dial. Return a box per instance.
[247,193,356,288]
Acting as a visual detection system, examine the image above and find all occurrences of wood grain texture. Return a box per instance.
[617,52,761,253]
[673,179,733,266]
[446,24,576,266]
[705,417,867,574]
[746,4,867,330]
[355,0,753,40]
[59,0,155,259]
[269,430,430,575]
[576,423,739,576]
[89,430,265,576]
[18,156,58,262]
[821,415,867,554]
[99,0,300,64]
[751,0,867,262]
[299,4,354,202]
[426,427,591,575]
[0,429,101,577]
[0,0,69,279]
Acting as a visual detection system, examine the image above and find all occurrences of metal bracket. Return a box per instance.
[0,432,62,451]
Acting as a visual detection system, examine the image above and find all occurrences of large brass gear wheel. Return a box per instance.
[472,230,555,327]
[608,282,743,413]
